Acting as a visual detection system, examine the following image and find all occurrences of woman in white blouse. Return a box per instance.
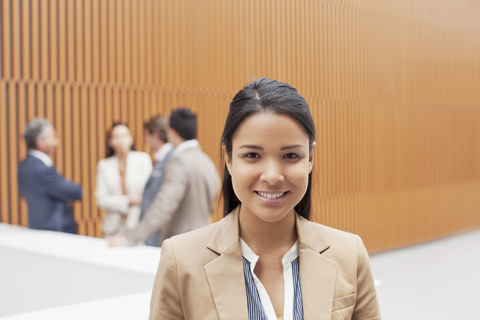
[95,122,152,237]
[149,79,380,320]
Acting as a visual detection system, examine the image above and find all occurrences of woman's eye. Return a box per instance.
[245,153,260,159]
[284,153,299,159]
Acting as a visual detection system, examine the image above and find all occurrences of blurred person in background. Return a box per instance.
[18,118,82,234]
[107,108,220,246]
[95,122,152,237]
[140,115,174,246]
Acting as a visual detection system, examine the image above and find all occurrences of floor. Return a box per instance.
[1,223,479,319]
[0,223,159,319]
[369,229,480,320]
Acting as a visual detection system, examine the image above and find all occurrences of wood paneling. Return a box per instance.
[1,0,479,253]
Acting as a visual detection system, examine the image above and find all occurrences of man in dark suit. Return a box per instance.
[140,115,174,246]
[18,118,82,234]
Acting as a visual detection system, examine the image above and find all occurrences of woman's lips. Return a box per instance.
[255,191,288,203]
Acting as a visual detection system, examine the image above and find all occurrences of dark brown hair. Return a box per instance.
[220,78,315,220]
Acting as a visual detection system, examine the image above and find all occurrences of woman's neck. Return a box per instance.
[115,151,129,162]
[239,208,297,256]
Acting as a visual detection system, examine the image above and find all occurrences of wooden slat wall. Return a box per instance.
[1,0,479,252]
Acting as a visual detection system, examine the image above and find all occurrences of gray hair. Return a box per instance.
[24,118,52,149]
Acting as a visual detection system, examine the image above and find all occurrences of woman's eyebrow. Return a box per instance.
[239,145,263,150]
[239,144,305,150]
[280,144,304,150]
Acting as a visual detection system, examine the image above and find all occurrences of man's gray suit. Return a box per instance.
[140,148,174,246]
[128,143,220,246]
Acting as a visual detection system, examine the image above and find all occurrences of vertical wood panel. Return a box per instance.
[31,0,40,80]
[67,0,75,81]
[75,0,84,82]
[58,0,67,81]
[40,0,49,81]
[63,86,73,180]
[115,0,124,84]
[71,86,83,234]
[138,0,146,85]
[17,83,27,232]
[2,1,12,78]
[54,85,64,173]
[49,0,58,81]
[36,83,45,116]
[108,0,116,84]
[84,0,92,82]
[145,0,154,86]
[0,83,9,223]
[8,83,19,225]
[159,0,167,86]
[80,87,90,230]
[92,0,100,83]
[123,0,131,84]
[131,0,139,85]
[12,0,21,79]
[22,0,31,79]
[89,87,99,236]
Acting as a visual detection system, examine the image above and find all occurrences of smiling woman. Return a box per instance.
[149,78,381,320]
[226,113,312,227]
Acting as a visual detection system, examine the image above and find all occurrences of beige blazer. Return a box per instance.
[95,151,152,235]
[128,144,220,245]
[149,207,381,320]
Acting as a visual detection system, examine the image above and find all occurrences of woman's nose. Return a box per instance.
[260,160,285,185]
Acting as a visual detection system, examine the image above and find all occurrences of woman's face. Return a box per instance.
[226,112,314,224]
[109,125,133,155]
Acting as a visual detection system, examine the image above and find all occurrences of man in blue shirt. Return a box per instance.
[18,118,82,234]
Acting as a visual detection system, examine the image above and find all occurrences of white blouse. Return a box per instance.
[240,239,300,320]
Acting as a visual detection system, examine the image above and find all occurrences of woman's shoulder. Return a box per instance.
[298,216,363,253]
[160,222,225,267]
[164,221,221,250]
[97,156,115,167]
[129,151,152,160]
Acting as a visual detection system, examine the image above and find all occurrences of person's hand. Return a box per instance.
[128,194,142,206]
[106,235,128,247]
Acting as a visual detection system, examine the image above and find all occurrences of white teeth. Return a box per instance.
[258,192,285,199]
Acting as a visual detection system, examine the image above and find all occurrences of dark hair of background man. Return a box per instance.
[169,108,197,140]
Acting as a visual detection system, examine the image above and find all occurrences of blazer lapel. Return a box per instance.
[144,161,161,188]
[205,208,249,319]
[125,152,137,195]
[297,214,336,320]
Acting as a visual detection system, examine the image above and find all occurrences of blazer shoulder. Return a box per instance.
[165,222,220,255]
[161,222,224,272]
[97,156,114,168]
[177,146,203,160]
[298,217,361,255]
[20,157,56,179]
[19,155,45,168]
[130,151,152,160]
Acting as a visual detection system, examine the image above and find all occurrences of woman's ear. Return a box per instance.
[308,141,316,173]
[223,146,232,175]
